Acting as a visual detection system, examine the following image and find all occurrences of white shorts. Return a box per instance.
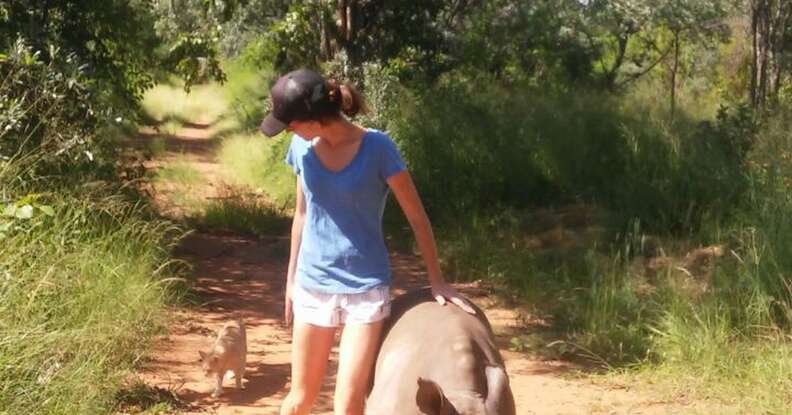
[291,283,391,328]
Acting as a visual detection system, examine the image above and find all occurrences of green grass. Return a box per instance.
[217,132,294,206]
[197,189,291,239]
[142,80,228,126]
[159,119,182,137]
[222,58,274,132]
[114,380,186,414]
[147,136,167,158]
[141,70,294,209]
[389,73,752,234]
[432,196,792,412]
[153,158,202,185]
[141,80,238,140]
[624,333,792,414]
[151,158,205,212]
[0,179,186,414]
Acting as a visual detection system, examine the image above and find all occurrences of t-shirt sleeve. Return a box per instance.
[379,133,407,180]
[284,135,301,175]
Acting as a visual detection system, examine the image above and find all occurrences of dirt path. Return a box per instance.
[130,122,692,415]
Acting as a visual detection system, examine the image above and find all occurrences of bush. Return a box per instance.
[0,177,185,414]
[389,72,754,233]
[0,40,115,177]
[1,39,185,414]
[223,54,273,132]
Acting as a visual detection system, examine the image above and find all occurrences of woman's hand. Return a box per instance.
[431,281,476,314]
[284,283,294,326]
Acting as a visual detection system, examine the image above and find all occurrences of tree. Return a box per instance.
[246,0,482,79]
[0,0,162,107]
[749,0,792,109]
[652,0,730,117]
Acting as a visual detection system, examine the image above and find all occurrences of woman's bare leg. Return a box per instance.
[280,322,336,415]
[333,320,384,415]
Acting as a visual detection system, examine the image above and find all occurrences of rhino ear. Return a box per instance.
[416,377,446,415]
[485,366,515,415]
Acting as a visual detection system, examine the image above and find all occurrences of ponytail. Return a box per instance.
[326,79,368,117]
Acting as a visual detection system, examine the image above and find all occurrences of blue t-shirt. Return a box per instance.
[285,129,407,293]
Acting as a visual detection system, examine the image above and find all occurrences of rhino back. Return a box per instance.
[367,288,508,414]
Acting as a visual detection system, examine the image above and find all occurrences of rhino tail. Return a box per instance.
[484,365,515,415]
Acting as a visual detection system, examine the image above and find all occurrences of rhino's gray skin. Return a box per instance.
[366,288,516,415]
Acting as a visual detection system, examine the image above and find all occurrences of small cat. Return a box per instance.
[198,318,247,397]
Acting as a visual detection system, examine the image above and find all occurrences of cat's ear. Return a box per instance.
[199,351,207,360]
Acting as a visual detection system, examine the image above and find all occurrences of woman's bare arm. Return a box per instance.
[285,177,307,325]
[387,170,475,314]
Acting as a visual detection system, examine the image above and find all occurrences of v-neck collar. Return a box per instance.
[309,130,371,175]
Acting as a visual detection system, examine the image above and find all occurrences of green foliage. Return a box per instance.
[218,132,294,206]
[1,193,56,239]
[458,0,595,84]
[223,48,275,131]
[0,174,185,414]
[389,72,753,233]
[0,1,229,180]
[163,33,227,90]
[391,78,557,217]
[199,191,291,238]
[0,40,115,178]
[1,0,161,108]
[599,103,754,232]
[152,0,287,59]
[266,2,327,71]
[221,1,474,79]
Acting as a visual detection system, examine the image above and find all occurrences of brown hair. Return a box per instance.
[325,79,368,118]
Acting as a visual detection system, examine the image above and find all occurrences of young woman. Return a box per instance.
[259,68,474,415]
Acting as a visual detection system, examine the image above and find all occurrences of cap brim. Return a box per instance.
[259,114,287,137]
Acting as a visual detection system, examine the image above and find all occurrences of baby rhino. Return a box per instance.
[366,288,515,415]
[199,318,247,397]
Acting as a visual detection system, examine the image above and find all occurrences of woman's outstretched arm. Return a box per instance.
[387,170,475,314]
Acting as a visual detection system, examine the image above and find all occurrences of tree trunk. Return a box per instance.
[320,4,333,61]
[768,0,792,99]
[670,30,680,119]
[752,0,766,108]
[750,0,792,109]
[604,33,629,90]
[332,0,361,68]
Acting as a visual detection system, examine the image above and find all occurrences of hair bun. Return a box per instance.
[326,79,341,103]
[339,84,354,113]
[324,78,367,117]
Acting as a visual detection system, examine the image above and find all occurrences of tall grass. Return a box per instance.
[198,190,291,238]
[143,58,294,209]
[142,80,230,126]
[389,73,751,233]
[222,56,274,132]
[141,79,238,142]
[427,103,792,411]
[0,166,185,414]
[217,133,294,206]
